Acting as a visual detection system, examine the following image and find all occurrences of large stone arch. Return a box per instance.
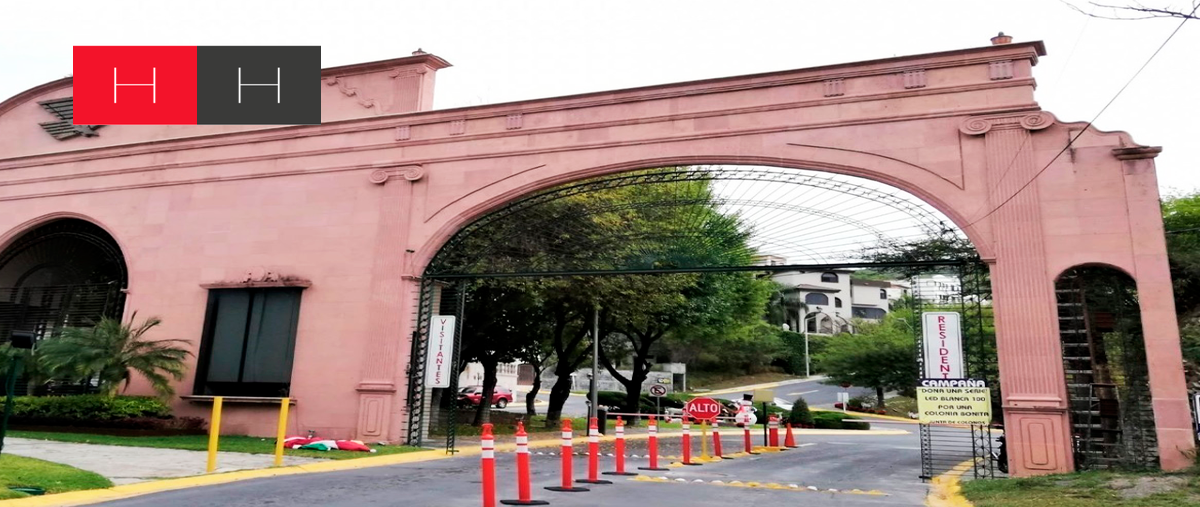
[411,150,995,272]
[0,38,1187,475]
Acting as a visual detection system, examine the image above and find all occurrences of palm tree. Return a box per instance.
[766,285,808,330]
[38,313,191,398]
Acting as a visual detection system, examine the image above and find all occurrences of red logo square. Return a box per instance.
[73,46,198,125]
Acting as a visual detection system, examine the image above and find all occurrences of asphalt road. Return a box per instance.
[94,430,941,507]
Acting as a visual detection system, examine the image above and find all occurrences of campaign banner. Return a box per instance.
[916,378,991,425]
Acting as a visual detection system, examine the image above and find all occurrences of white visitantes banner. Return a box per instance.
[922,312,963,379]
[426,316,456,388]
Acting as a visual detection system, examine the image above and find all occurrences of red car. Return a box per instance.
[457,385,514,408]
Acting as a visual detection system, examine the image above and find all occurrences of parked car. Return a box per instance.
[457,385,514,408]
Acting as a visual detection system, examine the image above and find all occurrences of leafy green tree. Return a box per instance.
[1163,192,1200,319]
[442,168,775,425]
[37,314,190,399]
[818,310,919,407]
[859,231,978,277]
[459,282,550,425]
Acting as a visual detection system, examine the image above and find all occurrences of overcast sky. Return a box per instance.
[2,0,1196,193]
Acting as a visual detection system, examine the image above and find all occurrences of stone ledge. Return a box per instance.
[181,395,296,405]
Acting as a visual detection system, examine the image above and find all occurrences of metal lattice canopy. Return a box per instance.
[424,165,965,278]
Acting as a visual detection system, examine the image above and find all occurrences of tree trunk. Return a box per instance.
[876,385,886,409]
[545,372,573,428]
[525,364,543,417]
[474,356,499,426]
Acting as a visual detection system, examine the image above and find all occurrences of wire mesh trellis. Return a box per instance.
[1056,266,1158,471]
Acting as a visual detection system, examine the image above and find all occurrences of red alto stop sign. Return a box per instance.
[685,397,722,421]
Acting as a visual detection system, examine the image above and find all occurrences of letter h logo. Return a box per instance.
[74,46,320,125]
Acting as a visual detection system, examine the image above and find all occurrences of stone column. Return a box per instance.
[355,165,426,440]
[961,113,1074,476]
[1115,146,1195,470]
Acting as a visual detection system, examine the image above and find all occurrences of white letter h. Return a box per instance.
[238,68,281,104]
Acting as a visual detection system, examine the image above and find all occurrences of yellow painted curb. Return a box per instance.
[925,459,976,507]
[811,408,921,424]
[696,378,813,396]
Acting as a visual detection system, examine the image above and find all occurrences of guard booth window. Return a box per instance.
[193,288,302,397]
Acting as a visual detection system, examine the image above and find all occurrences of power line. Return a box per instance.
[967,8,1195,228]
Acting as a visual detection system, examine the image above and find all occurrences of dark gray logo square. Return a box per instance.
[196,46,320,125]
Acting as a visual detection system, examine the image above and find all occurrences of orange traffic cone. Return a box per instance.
[784,422,798,448]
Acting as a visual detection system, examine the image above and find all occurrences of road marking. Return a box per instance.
[629,474,887,496]
[786,390,819,396]
[926,458,978,507]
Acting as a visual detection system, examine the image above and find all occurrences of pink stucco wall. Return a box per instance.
[0,39,1190,475]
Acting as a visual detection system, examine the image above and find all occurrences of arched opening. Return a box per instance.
[0,218,127,395]
[408,164,997,479]
[1056,265,1156,470]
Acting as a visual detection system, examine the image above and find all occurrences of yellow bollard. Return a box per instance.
[700,420,711,460]
[273,398,290,467]
[206,396,223,473]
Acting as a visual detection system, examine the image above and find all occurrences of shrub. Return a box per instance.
[847,395,871,410]
[811,411,870,430]
[596,391,626,408]
[4,395,171,421]
[788,397,814,427]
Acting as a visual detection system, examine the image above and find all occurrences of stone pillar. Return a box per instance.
[961,113,1074,476]
[356,165,426,441]
[1115,146,1196,470]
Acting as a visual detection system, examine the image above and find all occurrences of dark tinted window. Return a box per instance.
[194,288,302,397]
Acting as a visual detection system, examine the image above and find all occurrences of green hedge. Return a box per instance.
[812,411,870,430]
[2,395,171,421]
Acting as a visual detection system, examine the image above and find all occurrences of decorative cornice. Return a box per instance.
[1112,145,1162,160]
[958,111,1055,135]
[323,76,377,109]
[200,279,312,289]
[1,77,1039,173]
[369,164,426,185]
[0,105,1036,204]
[201,269,311,289]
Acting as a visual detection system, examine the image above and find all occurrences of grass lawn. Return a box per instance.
[0,454,112,499]
[8,431,422,461]
[883,396,918,418]
[961,470,1200,507]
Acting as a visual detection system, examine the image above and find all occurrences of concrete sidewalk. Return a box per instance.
[4,438,326,485]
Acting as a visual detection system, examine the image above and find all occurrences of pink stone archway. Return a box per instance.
[0,40,1189,475]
